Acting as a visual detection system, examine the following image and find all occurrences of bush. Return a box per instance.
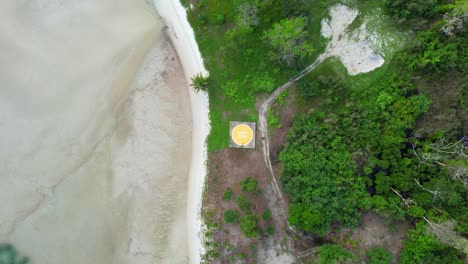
[224,210,238,223]
[266,226,275,235]
[0,244,29,264]
[262,210,272,221]
[223,188,233,201]
[399,222,464,264]
[240,177,258,192]
[367,246,392,264]
[319,244,354,264]
[263,17,314,66]
[236,194,251,212]
[216,14,225,25]
[240,214,260,238]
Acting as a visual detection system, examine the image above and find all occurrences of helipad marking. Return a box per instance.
[231,124,253,146]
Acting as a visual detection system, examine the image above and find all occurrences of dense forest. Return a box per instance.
[187,0,467,262]
[280,0,467,262]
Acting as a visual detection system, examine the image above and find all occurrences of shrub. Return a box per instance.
[223,188,233,201]
[240,214,260,238]
[262,210,272,221]
[216,14,225,25]
[319,244,354,264]
[0,244,29,264]
[240,177,258,192]
[236,194,251,212]
[263,17,314,66]
[224,210,238,223]
[236,3,259,31]
[266,226,275,235]
[367,246,392,264]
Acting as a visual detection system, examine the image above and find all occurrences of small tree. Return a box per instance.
[223,188,233,201]
[240,214,260,238]
[236,194,251,212]
[190,73,209,92]
[367,246,392,264]
[240,177,258,192]
[236,3,259,32]
[224,210,238,223]
[263,17,313,66]
[319,244,354,264]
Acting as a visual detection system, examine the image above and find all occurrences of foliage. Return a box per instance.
[239,214,260,238]
[281,132,370,235]
[382,0,448,22]
[263,17,314,66]
[236,3,259,32]
[367,246,393,264]
[240,177,258,192]
[267,110,280,128]
[0,244,29,264]
[399,222,464,264]
[236,194,252,212]
[266,226,275,235]
[405,30,460,73]
[190,73,210,92]
[318,244,354,264]
[223,210,238,223]
[281,0,312,18]
[262,210,272,221]
[277,90,288,106]
[223,188,233,201]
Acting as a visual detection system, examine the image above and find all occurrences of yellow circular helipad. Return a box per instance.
[231,124,254,146]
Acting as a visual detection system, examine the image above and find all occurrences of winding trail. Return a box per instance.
[258,52,329,239]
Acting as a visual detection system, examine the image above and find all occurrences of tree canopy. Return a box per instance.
[263,17,313,66]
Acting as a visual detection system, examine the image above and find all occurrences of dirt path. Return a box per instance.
[258,52,329,239]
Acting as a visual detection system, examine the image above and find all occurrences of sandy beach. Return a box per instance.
[154,1,210,263]
[0,0,208,263]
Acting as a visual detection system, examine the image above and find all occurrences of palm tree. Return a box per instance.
[190,73,210,92]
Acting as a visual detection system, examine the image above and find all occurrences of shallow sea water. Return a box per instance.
[0,1,192,263]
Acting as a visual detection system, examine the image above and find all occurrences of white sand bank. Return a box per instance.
[154,1,210,263]
[321,4,385,75]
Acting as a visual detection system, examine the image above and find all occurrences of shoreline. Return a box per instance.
[153,1,210,264]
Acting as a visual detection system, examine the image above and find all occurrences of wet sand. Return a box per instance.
[0,1,195,263]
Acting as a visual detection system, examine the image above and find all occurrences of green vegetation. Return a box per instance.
[240,177,258,192]
[266,226,275,235]
[223,210,238,223]
[278,0,466,261]
[187,0,324,151]
[267,109,281,128]
[367,246,392,264]
[239,214,260,238]
[236,194,251,213]
[222,188,233,201]
[399,222,464,264]
[262,210,272,221]
[192,0,467,261]
[263,17,314,66]
[0,244,29,264]
[190,73,210,92]
[318,244,355,264]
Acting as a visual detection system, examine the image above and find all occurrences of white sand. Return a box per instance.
[154,1,210,264]
[321,4,385,75]
[0,1,198,263]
